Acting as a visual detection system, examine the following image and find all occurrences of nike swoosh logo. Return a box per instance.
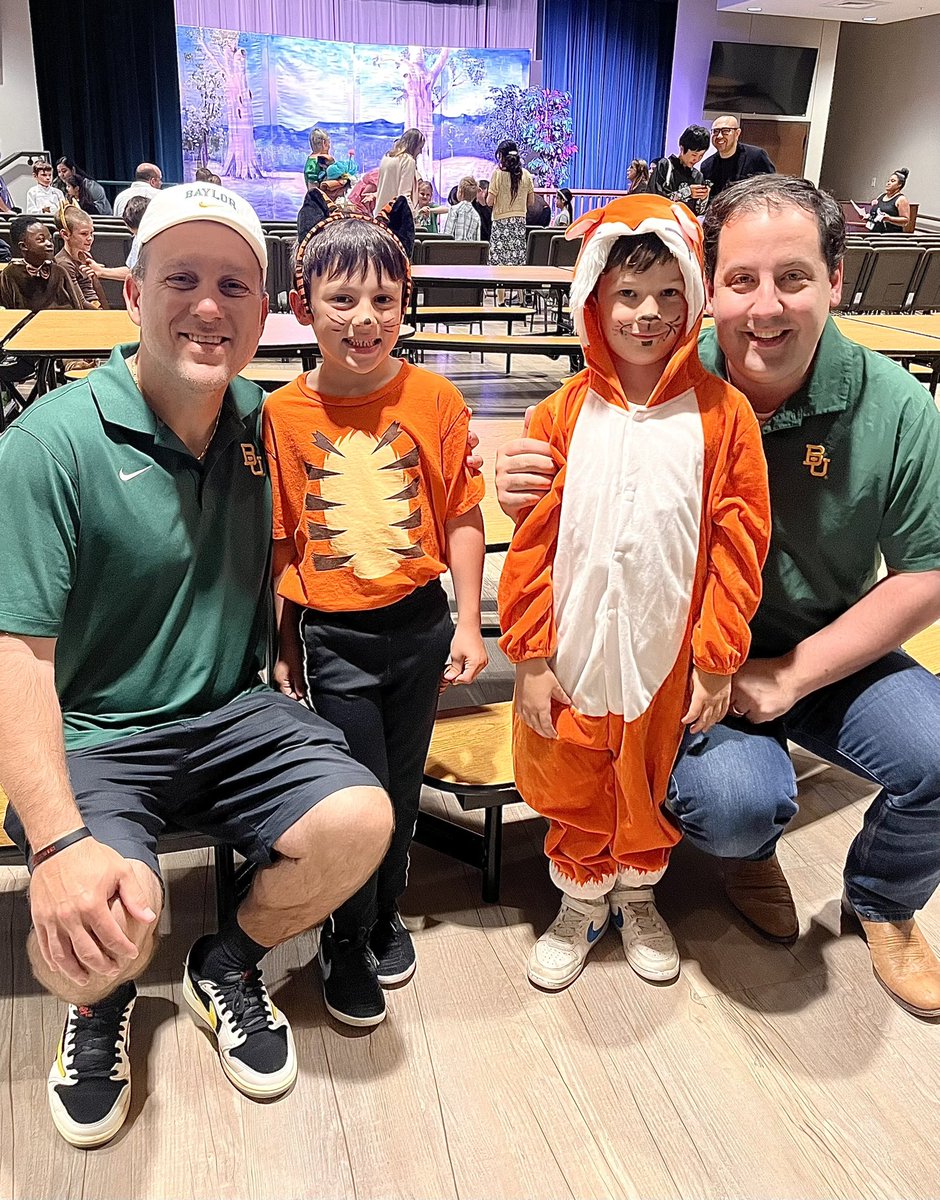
[319,948,332,981]
[586,921,606,944]
[119,466,153,482]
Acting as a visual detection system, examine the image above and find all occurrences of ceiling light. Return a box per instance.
[862,14,878,18]
[747,5,762,9]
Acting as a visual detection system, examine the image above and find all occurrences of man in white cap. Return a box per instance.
[0,183,394,1147]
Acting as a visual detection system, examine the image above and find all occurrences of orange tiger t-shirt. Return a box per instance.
[262,360,485,612]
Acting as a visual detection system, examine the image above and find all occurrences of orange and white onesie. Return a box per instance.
[497,195,771,899]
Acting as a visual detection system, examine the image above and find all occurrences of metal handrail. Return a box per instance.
[0,149,53,174]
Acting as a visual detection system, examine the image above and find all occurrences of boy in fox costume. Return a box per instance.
[498,194,771,990]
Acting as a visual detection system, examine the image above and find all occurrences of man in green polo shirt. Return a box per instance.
[0,183,394,1148]
[496,175,940,1019]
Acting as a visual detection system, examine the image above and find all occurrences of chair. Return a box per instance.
[854,247,924,312]
[89,231,132,308]
[909,249,940,312]
[419,239,488,308]
[836,247,872,311]
[526,228,559,266]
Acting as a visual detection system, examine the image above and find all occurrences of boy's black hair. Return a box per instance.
[297,215,410,313]
[10,215,43,251]
[679,125,711,153]
[602,232,675,276]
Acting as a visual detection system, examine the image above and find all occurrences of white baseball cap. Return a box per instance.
[136,182,267,274]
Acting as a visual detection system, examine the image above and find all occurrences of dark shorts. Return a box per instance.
[4,691,380,882]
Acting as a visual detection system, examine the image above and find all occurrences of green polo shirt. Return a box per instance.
[0,345,271,750]
[699,318,940,658]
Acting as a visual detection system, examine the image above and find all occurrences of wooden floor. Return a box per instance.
[3,343,940,1199]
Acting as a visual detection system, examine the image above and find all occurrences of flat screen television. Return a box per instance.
[704,42,818,116]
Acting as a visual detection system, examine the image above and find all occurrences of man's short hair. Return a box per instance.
[123,194,152,232]
[679,125,711,153]
[702,174,846,282]
[10,215,41,250]
[194,165,213,183]
[135,163,161,183]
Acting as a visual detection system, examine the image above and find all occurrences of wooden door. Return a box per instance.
[740,120,809,176]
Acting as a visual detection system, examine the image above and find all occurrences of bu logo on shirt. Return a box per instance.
[241,443,265,476]
[803,443,830,479]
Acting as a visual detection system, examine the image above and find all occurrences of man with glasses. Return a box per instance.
[701,116,775,198]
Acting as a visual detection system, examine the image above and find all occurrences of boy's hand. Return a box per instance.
[465,423,482,473]
[442,623,488,689]
[682,667,731,734]
[273,648,306,702]
[516,659,570,739]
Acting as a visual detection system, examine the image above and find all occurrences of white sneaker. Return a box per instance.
[609,886,680,982]
[527,895,610,990]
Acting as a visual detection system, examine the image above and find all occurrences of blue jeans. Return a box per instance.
[667,650,940,922]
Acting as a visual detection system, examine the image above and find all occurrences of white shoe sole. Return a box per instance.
[323,994,388,1027]
[527,959,588,991]
[625,954,681,983]
[183,970,298,1099]
[48,1080,131,1149]
[376,958,417,987]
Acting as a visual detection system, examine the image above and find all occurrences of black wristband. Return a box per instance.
[28,827,92,872]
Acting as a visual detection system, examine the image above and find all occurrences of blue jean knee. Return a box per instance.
[667,724,799,860]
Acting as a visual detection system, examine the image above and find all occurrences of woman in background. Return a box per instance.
[374,129,425,213]
[867,168,911,233]
[486,140,534,268]
[627,159,650,193]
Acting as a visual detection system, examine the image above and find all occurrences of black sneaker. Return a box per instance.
[183,948,297,1099]
[370,911,417,986]
[318,920,386,1027]
[47,982,136,1148]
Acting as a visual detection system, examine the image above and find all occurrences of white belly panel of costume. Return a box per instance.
[552,388,705,719]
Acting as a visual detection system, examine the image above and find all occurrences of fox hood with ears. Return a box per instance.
[566,194,708,408]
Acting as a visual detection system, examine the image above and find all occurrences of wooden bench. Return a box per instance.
[405,331,582,374]
[418,702,519,903]
[411,305,535,331]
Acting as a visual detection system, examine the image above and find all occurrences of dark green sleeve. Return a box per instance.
[0,427,79,637]
[879,395,940,572]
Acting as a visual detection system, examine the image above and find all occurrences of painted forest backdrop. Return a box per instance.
[177,26,577,219]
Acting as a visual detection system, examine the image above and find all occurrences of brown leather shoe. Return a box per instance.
[720,854,799,943]
[843,897,940,1018]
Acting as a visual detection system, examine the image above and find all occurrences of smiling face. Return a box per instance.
[18,221,54,266]
[709,203,842,409]
[416,181,432,207]
[596,255,687,378]
[124,220,267,397]
[679,147,706,169]
[711,119,741,158]
[294,264,403,384]
[64,218,94,257]
[57,162,74,183]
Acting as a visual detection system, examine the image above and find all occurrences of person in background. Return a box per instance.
[194,165,214,183]
[647,126,711,216]
[700,117,775,198]
[54,207,107,309]
[55,158,112,215]
[627,159,650,193]
[304,127,333,193]
[414,179,447,232]
[26,161,61,215]
[474,179,493,241]
[486,140,535,276]
[348,168,380,216]
[526,192,551,227]
[867,169,911,233]
[113,163,162,220]
[0,173,15,214]
[445,176,482,241]
[0,216,83,311]
[552,188,573,228]
[374,129,425,213]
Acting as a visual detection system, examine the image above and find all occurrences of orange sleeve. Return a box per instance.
[261,392,300,543]
[692,400,771,675]
[497,391,568,663]
[441,401,486,522]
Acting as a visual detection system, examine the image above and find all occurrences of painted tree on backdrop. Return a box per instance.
[198,30,265,180]
[482,85,578,187]
[372,47,487,190]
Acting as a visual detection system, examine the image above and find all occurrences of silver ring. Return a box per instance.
[731,705,744,717]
